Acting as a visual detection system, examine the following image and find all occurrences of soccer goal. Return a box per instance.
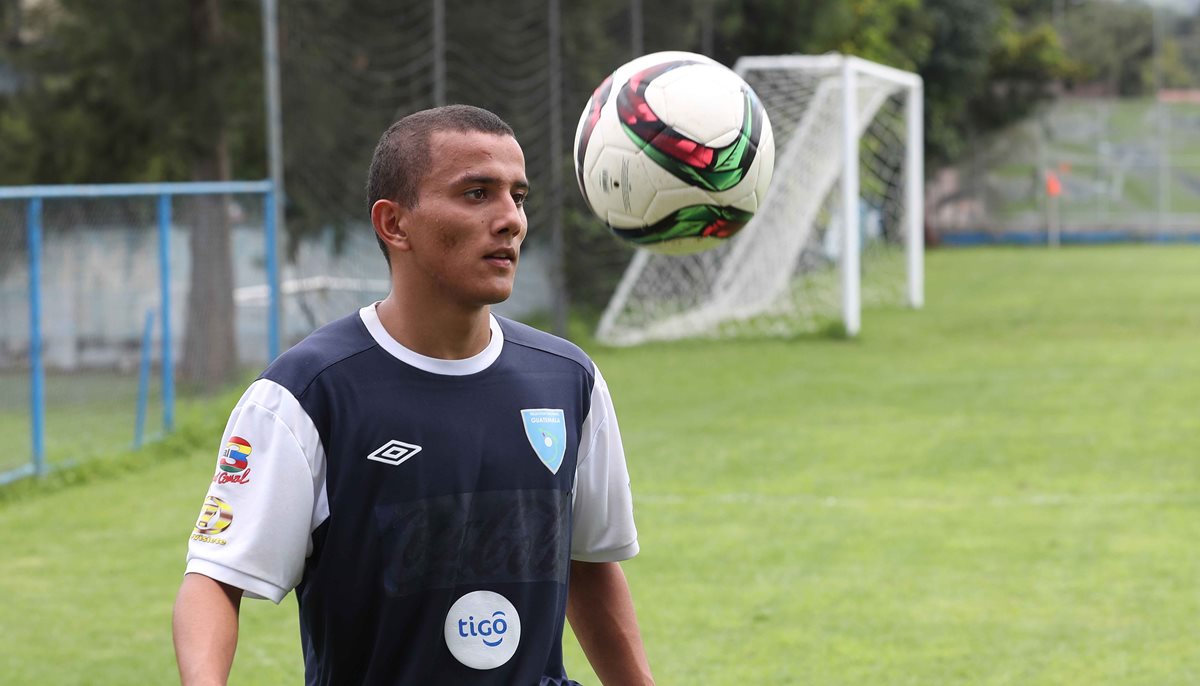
[595,54,924,345]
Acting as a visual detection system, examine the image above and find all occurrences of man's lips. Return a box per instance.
[484,247,517,266]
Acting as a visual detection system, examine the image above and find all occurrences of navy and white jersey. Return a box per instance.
[184,304,638,685]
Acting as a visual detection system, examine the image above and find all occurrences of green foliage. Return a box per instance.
[1179,13,1200,83]
[713,0,930,70]
[1144,38,1197,89]
[1059,1,1154,96]
[714,0,1075,167]
[0,0,264,185]
[970,12,1074,131]
[1054,2,1200,94]
[915,0,998,163]
[918,0,1074,165]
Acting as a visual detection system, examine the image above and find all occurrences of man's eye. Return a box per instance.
[466,189,486,200]
[513,193,528,207]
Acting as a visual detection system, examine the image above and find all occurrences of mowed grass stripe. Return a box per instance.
[1,245,1197,685]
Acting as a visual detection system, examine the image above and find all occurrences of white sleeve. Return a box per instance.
[184,379,328,603]
[571,364,639,562]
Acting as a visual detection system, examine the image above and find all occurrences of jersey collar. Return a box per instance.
[358,303,504,376]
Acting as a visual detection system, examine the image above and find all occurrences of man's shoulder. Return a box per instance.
[496,316,594,377]
[260,311,375,397]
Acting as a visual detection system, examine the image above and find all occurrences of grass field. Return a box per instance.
[0,372,165,476]
[2,245,1199,684]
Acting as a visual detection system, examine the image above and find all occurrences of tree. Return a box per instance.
[968,4,1076,138]
[0,0,263,389]
[180,0,245,390]
[1059,1,1154,96]
[1147,37,1198,89]
[1,0,19,48]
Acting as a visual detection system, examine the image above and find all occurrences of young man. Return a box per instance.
[173,105,654,686]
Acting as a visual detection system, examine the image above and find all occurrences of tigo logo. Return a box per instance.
[443,591,521,670]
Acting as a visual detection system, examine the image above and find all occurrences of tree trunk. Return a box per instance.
[3,0,22,48]
[181,0,238,391]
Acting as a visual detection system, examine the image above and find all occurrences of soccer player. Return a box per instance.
[172,105,654,686]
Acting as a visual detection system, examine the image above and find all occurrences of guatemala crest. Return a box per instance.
[520,408,567,474]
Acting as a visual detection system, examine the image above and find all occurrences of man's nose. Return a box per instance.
[495,197,526,239]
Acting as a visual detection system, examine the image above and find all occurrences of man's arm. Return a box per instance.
[567,560,654,686]
[173,573,244,686]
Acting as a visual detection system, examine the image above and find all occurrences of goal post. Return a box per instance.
[595,54,924,345]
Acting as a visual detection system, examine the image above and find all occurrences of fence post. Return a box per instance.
[157,193,175,433]
[432,0,446,106]
[548,0,567,338]
[264,187,281,361]
[134,308,155,449]
[27,196,46,476]
[261,0,286,361]
[630,0,643,57]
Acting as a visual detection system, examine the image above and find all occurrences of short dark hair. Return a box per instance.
[366,105,516,266]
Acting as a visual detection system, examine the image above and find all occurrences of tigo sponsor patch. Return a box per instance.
[443,591,521,670]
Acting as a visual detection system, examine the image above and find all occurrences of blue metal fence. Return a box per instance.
[0,181,280,485]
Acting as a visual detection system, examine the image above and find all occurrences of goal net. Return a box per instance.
[596,54,924,345]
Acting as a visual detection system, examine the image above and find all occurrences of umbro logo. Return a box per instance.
[366,440,423,467]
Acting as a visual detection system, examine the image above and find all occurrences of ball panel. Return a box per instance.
[650,64,746,145]
[605,209,652,229]
[618,68,769,194]
[572,50,775,255]
[584,143,659,221]
[705,112,773,208]
[725,190,759,214]
[611,203,755,249]
[644,186,714,225]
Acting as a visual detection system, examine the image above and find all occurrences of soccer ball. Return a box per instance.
[573,51,775,255]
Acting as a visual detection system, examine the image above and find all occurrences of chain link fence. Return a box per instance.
[928,97,1200,243]
[276,0,725,323]
[0,199,32,477]
[0,185,278,482]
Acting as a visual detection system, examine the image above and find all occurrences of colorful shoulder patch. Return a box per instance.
[219,436,252,473]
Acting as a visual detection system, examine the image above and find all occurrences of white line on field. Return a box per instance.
[636,491,1200,510]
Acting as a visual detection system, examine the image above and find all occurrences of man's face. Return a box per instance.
[398,130,529,309]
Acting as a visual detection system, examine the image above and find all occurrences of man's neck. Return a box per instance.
[374,294,492,360]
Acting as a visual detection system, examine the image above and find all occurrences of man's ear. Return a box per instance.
[371,199,412,254]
